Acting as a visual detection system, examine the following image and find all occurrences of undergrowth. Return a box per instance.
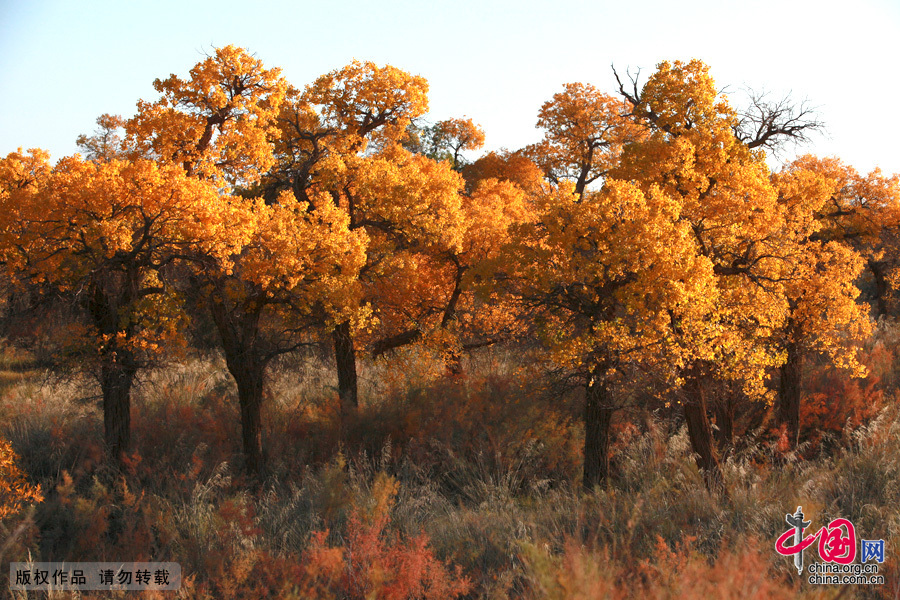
[0,340,898,598]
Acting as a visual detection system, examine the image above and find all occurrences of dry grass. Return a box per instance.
[1,335,899,598]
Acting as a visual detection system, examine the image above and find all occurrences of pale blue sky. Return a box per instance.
[2,0,898,175]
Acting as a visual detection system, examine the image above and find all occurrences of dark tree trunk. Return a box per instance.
[714,390,735,451]
[100,361,136,462]
[232,362,266,477]
[683,375,725,493]
[88,274,139,464]
[583,375,614,490]
[440,261,466,377]
[209,293,269,477]
[333,321,358,417]
[371,328,422,357]
[869,259,889,317]
[776,340,803,450]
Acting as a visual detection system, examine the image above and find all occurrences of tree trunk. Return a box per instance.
[714,391,734,451]
[89,275,139,464]
[776,340,803,450]
[869,259,889,317]
[683,375,725,493]
[232,363,266,477]
[100,361,136,462]
[583,376,614,490]
[209,293,268,477]
[333,321,359,418]
[440,260,466,377]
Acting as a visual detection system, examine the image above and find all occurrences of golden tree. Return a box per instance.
[125,47,373,474]
[127,44,287,187]
[525,82,644,198]
[199,192,366,474]
[601,59,876,484]
[768,156,883,447]
[262,61,483,413]
[412,117,486,171]
[611,60,799,488]
[497,178,715,488]
[462,149,545,195]
[0,152,243,459]
[76,114,130,163]
[795,156,900,315]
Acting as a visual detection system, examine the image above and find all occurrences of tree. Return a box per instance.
[370,176,533,374]
[127,44,287,188]
[264,61,474,414]
[419,117,486,171]
[497,179,715,489]
[76,114,130,163]
[313,144,465,409]
[462,149,545,195]
[199,192,366,474]
[524,83,644,198]
[125,47,369,475]
[0,153,242,460]
[795,156,900,316]
[769,156,879,447]
[733,90,823,153]
[611,59,799,490]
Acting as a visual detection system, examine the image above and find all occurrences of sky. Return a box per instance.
[1,0,898,175]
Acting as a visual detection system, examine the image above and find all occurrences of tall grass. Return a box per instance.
[1,337,899,598]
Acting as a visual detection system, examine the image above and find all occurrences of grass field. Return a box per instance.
[2,334,899,599]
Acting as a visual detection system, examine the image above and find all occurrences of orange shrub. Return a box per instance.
[0,437,42,520]
[801,362,883,449]
[194,474,471,599]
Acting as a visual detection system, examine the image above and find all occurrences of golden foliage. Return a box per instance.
[128,45,287,186]
[526,82,644,195]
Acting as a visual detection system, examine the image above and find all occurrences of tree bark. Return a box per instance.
[209,294,269,477]
[231,362,266,477]
[89,274,139,464]
[440,261,466,377]
[333,321,359,417]
[583,375,614,490]
[868,259,889,317]
[683,375,725,493]
[714,390,734,451]
[100,361,136,462]
[371,328,422,357]
[776,340,803,450]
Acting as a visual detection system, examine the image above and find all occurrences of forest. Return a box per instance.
[1,45,900,598]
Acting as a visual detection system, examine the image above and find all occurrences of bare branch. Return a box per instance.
[611,64,642,108]
[733,89,824,153]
